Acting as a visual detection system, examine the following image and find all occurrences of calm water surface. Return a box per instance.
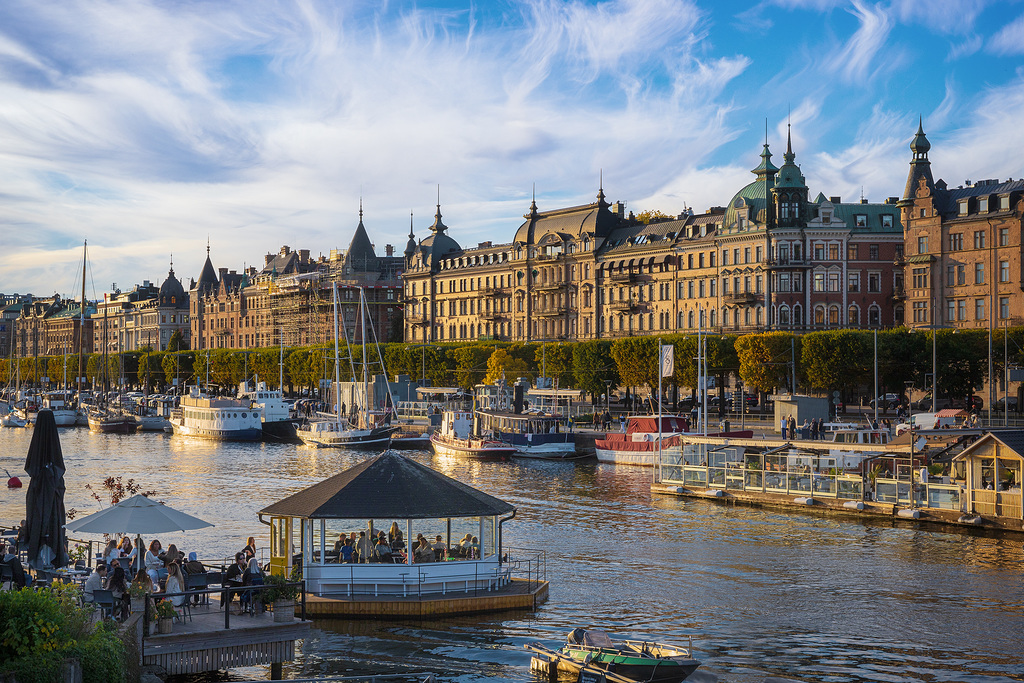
[1,428,1023,682]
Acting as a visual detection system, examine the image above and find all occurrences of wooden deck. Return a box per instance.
[305,577,549,619]
[142,598,311,675]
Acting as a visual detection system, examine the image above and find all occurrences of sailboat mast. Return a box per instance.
[360,288,368,426]
[279,328,284,392]
[332,282,341,426]
[77,240,86,404]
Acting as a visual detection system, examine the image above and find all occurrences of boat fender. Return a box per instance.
[674,487,686,494]
[706,489,724,497]
[793,497,815,506]
[843,501,865,511]
[4,470,21,488]
[896,508,920,519]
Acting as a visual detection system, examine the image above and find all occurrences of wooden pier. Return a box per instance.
[140,600,311,676]
[304,577,548,619]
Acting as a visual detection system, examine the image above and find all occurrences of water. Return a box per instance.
[2,427,1023,682]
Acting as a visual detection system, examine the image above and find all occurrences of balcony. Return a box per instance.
[762,258,810,270]
[608,300,641,312]
[479,286,511,297]
[534,308,565,318]
[890,286,907,301]
[608,271,638,283]
[406,315,430,327]
[727,292,759,305]
[534,281,568,292]
[480,310,508,321]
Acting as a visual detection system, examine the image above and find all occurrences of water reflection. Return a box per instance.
[1,428,1023,681]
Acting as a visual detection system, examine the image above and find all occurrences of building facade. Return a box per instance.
[899,122,1024,333]
[402,130,904,343]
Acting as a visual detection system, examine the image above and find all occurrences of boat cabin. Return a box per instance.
[952,432,1024,521]
[439,410,474,440]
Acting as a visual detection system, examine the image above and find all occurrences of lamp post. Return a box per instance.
[604,379,612,418]
[737,380,745,432]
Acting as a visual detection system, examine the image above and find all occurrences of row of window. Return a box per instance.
[917,227,1012,254]
[912,297,1014,323]
[911,261,1013,288]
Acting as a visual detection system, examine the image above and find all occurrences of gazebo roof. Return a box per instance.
[259,451,515,520]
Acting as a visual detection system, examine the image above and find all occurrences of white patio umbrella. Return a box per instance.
[65,494,213,535]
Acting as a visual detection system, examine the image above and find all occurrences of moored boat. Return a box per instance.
[556,628,700,683]
[476,410,577,459]
[170,389,262,441]
[239,381,300,441]
[87,408,138,434]
[430,410,515,459]
[595,415,752,466]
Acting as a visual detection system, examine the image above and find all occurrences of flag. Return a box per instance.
[660,344,674,378]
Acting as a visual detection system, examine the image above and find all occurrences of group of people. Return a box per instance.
[329,525,482,564]
[84,536,206,620]
[781,416,830,440]
[223,539,266,614]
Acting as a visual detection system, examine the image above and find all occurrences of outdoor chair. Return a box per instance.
[92,589,117,620]
[0,563,13,590]
[186,572,209,605]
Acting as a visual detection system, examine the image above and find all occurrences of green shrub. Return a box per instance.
[0,585,126,683]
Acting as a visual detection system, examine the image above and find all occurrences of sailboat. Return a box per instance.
[297,285,399,448]
[88,293,137,434]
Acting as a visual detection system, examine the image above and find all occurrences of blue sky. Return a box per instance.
[1,0,1023,297]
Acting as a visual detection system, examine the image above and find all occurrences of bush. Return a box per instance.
[263,571,299,603]
[0,585,126,683]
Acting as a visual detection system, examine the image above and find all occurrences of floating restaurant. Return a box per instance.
[257,450,548,618]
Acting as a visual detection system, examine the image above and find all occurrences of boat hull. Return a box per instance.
[297,425,399,448]
[594,447,657,466]
[88,416,138,434]
[511,442,578,459]
[563,649,700,683]
[430,435,515,459]
[171,423,263,441]
[50,409,77,427]
[262,418,301,442]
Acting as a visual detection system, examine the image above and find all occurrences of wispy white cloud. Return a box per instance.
[825,1,894,83]
[988,13,1024,55]
[891,0,992,35]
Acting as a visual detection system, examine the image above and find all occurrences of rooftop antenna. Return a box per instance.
[206,235,210,257]
[861,186,865,202]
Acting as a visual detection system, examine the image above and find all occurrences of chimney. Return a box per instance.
[385,245,394,257]
[218,267,228,278]
[829,196,841,204]
[298,249,310,263]
[265,253,274,266]
[885,197,899,205]
[280,245,290,256]
[860,198,868,204]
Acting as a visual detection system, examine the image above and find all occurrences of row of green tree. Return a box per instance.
[2,327,1018,402]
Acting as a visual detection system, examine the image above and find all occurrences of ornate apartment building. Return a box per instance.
[402,129,904,343]
[899,121,1024,332]
[92,265,190,355]
[189,215,404,350]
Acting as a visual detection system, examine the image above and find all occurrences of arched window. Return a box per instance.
[688,310,694,328]
[756,306,763,326]
[848,305,859,326]
[793,304,802,326]
[814,305,825,325]
[710,309,717,327]
[828,306,840,325]
[869,305,881,327]
[779,305,790,326]
[894,305,904,326]
[678,311,684,328]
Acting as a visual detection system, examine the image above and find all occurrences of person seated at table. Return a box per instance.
[83,562,107,602]
[242,536,257,560]
[241,558,265,612]
[340,538,354,563]
[0,541,27,588]
[223,553,248,610]
[457,534,474,557]
[372,536,393,563]
[107,566,129,620]
[162,543,183,565]
[164,562,186,607]
[103,539,119,566]
[413,538,435,563]
[118,537,137,569]
[333,533,347,554]
[132,567,157,595]
[388,522,405,550]
[145,540,163,583]
[431,535,447,560]
[183,552,205,575]
[469,536,480,559]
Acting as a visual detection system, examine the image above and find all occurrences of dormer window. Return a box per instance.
[854,214,867,227]
[959,200,969,216]
[822,211,832,223]
[979,197,989,213]
[881,214,894,228]
[1000,196,1011,211]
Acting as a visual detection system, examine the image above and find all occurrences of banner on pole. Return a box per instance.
[660,345,674,378]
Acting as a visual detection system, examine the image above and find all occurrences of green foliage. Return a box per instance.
[484,349,531,384]
[634,209,670,225]
[802,330,870,391]
[263,571,299,603]
[453,345,491,389]
[161,351,194,390]
[572,340,618,399]
[535,343,573,387]
[0,585,126,683]
[610,336,659,390]
[155,599,176,619]
[166,329,185,352]
[735,332,800,393]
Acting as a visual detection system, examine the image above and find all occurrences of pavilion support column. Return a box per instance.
[406,519,412,565]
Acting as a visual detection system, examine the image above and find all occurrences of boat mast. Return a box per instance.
[331,282,341,427]
[77,240,86,405]
[279,328,284,392]
[360,287,368,430]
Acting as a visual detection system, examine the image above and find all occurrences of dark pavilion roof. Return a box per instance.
[259,451,515,520]
[195,253,218,293]
[513,187,620,245]
[159,265,186,308]
[343,208,379,273]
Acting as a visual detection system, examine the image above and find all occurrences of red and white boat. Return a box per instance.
[595,415,752,466]
[430,410,515,460]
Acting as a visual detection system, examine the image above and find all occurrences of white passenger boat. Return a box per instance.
[170,388,262,441]
[475,410,577,459]
[240,381,300,441]
[42,392,77,427]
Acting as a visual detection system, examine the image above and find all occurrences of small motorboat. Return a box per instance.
[389,430,433,450]
[530,628,700,683]
[1,413,27,428]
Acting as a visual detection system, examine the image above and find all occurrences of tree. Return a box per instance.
[161,352,193,391]
[137,351,164,392]
[535,343,573,387]
[802,330,870,394]
[484,348,530,384]
[572,340,619,400]
[453,345,491,389]
[610,337,659,392]
[250,348,284,388]
[735,332,800,393]
[936,328,988,402]
[166,329,185,352]
[634,209,670,225]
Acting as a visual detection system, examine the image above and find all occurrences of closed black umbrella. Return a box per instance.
[23,410,69,569]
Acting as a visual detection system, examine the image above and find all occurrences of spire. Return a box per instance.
[529,183,538,216]
[902,117,934,201]
[430,188,448,235]
[206,236,210,257]
[784,123,795,165]
[358,197,364,228]
[169,254,174,277]
[596,170,609,208]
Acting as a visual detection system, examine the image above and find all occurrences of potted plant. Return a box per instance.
[128,583,148,614]
[263,571,299,623]
[154,599,176,634]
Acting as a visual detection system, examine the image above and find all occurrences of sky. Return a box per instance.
[1,0,1023,299]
